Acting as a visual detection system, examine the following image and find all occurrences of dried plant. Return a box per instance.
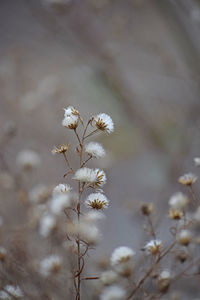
[1,107,200,300]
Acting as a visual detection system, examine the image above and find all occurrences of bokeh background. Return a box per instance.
[1,0,200,298]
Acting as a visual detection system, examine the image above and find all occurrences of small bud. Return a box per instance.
[157,270,171,293]
[175,249,189,263]
[141,202,154,216]
[177,230,192,246]
[0,247,7,262]
[168,208,183,220]
[143,240,163,255]
[178,173,197,186]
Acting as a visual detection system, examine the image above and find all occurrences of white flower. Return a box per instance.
[40,255,62,277]
[62,115,78,129]
[53,183,72,196]
[63,106,79,117]
[144,240,163,255]
[94,168,107,187]
[169,192,188,210]
[159,270,171,280]
[85,142,105,158]
[16,150,41,170]
[29,184,49,204]
[85,193,109,210]
[194,157,200,167]
[73,167,106,187]
[39,214,57,237]
[0,285,23,299]
[100,285,126,300]
[178,173,197,186]
[49,194,71,215]
[62,106,79,129]
[177,230,192,246]
[110,246,135,266]
[94,113,114,134]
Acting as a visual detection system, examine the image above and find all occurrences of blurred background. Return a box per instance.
[0,0,200,298]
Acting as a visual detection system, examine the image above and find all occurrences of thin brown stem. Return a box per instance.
[74,129,82,148]
[63,152,74,173]
[147,216,156,239]
[84,129,98,139]
[81,119,92,143]
[189,185,199,206]
[81,277,99,280]
[81,155,92,168]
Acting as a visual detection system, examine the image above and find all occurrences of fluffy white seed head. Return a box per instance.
[73,167,97,183]
[73,167,106,187]
[100,270,118,286]
[63,106,79,117]
[94,113,114,134]
[29,184,49,204]
[169,192,188,210]
[68,221,101,245]
[39,214,57,238]
[159,270,171,280]
[0,285,23,299]
[100,285,126,300]
[85,193,109,210]
[177,230,192,246]
[16,150,41,170]
[40,255,62,277]
[53,183,72,196]
[194,157,200,167]
[144,240,163,255]
[62,115,78,129]
[110,246,135,266]
[49,194,71,215]
[178,173,197,186]
[83,211,105,223]
[81,224,101,245]
[85,142,105,158]
[62,106,79,129]
[94,168,107,187]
